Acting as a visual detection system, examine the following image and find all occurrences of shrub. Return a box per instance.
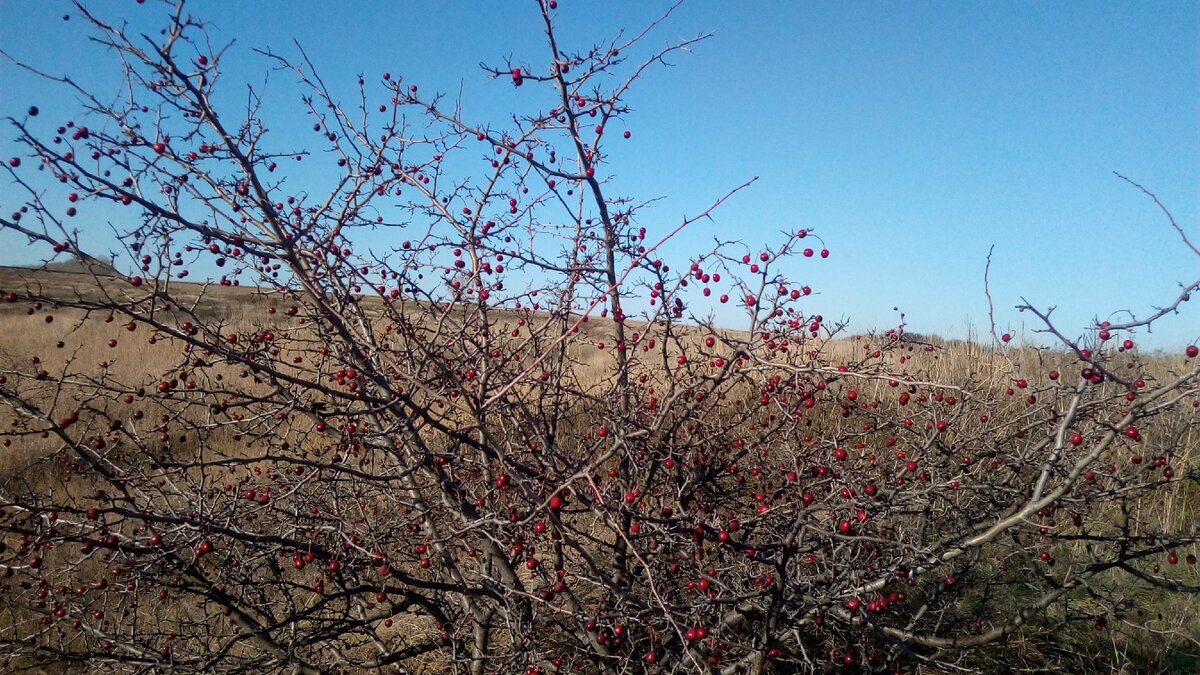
[1,2,1197,673]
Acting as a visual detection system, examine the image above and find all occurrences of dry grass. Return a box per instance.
[1,267,1197,673]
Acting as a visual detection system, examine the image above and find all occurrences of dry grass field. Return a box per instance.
[1,265,1197,673]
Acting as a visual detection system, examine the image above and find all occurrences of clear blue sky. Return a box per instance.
[2,1,1197,347]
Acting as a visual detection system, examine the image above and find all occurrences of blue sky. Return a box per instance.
[2,1,1197,347]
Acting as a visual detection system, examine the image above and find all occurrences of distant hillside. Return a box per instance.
[0,265,713,344]
[36,253,121,277]
[2,252,122,277]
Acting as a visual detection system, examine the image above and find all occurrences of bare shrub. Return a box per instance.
[1,2,1197,673]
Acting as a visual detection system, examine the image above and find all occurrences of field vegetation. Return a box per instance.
[1,2,1197,673]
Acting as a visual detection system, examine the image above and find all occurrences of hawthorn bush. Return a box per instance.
[1,2,1198,673]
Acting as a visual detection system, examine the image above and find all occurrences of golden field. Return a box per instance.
[0,264,1197,674]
